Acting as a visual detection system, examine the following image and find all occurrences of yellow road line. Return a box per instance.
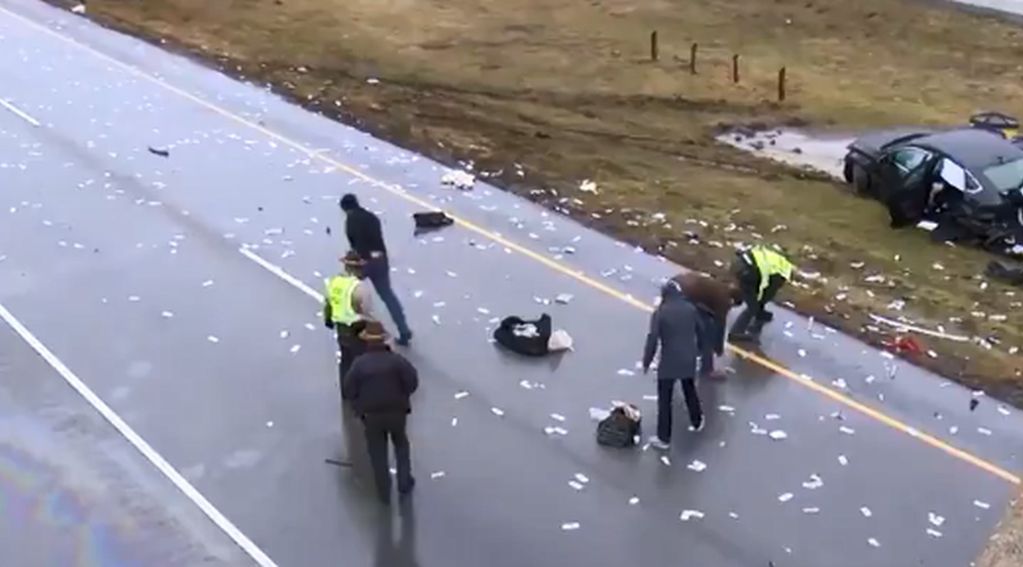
[7,5,1019,485]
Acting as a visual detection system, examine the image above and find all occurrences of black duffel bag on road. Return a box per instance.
[596,405,641,448]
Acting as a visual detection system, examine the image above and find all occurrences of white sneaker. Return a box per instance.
[648,436,670,450]
[689,418,706,432]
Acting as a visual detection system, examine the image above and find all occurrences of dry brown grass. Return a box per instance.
[65,0,1023,403]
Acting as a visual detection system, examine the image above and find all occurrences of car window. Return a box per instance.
[936,158,982,194]
[888,147,932,174]
[982,157,1023,192]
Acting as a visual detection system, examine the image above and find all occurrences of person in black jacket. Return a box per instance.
[343,321,420,503]
[642,280,705,449]
[340,193,413,345]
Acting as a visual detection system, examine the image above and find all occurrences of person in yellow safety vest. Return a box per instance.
[323,251,378,392]
[727,244,795,343]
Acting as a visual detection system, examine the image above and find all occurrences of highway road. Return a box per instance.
[1,1,1021,565]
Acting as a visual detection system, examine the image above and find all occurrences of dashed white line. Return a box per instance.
[0,302,278,567]
[239,246,323,301]
[0,98,41,127]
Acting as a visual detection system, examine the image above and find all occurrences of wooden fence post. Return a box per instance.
[690,43,698,74]
[732,54,739,83]
[778,67,787,101]
[650,31,659,61]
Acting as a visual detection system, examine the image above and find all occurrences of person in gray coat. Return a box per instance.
[642,279,705,449]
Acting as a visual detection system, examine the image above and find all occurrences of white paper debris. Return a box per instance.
[589,407,611,421]
[128,295,140,302]
[974,500,991,510]
[266,421,274,428]
[451,417,458,427]
[560,522,580,531]
[660,455,671,467]
[769,430,788,440]
[161,311,174,318]
[431,471,446,480]
[802,507,820,514]
[798,349,807,358]
[579,179,598,194]
[728,512,739,519]
[860,506,872,518]
[207,335,220,343]
[778,493,794,503]
[202,280,214,287]
[718,405,736,413]
[765,413,781,420]
[679,510,705,521]
[550,413,566,422]
[617,369,635,376]
[491,407,505,417]
[568,481,584,491]
[867,538,881,548]
[290,344,301,354]
[978,427,993,436]
[838,455,848,466]
[629,497,640,505]
[926,528,943,538]
[802,474,823,490]
[928,512,945,527]
[555,293,574,304]
[839,426,856,435]
[687,460,707,472]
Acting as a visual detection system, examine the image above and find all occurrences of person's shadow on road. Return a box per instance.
[375,499,419,567]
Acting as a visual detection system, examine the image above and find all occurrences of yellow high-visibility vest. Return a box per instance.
[326,275,360,325]
[750,246,794,299]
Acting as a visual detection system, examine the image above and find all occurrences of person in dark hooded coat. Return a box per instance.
[641,279,705,449]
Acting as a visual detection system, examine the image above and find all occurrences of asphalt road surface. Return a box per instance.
[1,1,1022,566]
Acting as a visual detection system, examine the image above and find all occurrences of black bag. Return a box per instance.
[413,211,454,229]
[596,406,641,448]
[493,314,552,357]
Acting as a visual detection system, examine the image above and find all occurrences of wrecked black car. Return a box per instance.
[843,126,1023,253]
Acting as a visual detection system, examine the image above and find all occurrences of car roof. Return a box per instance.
[910,129,1023,169]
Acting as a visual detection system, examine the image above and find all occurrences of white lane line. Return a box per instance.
[239,246,323,302]
[0,98,41,127]
[0,302,278,567]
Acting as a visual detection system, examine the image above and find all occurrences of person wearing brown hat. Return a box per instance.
[342,321,420,503]
[324,251,377,389]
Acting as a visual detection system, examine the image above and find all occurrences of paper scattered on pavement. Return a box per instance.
[617,369,635,376]
[660,455,671,467]
[926,528,943,538]
[550,413,566,422]
[838,455,849,466]
[802,507,820,514]
[839,426,856,435]
[207,335,220,343]
[679,510,705,521]
[431,471,446,480]
[778,493,794,503]
[867,538,881,548]
[629,497,640,505]
[161,311,174,318]
[568,481,584,491]
[560,522,580,531]
[769,430,788,440]
[687,460,707,472]
[974,500,991,510]
[928,512,945,527]
[290,344,302,354]
[491,407,505,417]
[860,507,872,518]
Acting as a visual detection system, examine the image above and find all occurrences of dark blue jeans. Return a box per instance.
[365,256,411,338]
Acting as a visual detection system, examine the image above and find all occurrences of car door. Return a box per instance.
[878,146,936,227]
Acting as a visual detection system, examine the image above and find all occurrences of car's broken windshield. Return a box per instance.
[982,157,1023,192]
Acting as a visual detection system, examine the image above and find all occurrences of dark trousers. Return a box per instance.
[363,412,413,501]
[365,256,411,338]
[730,274,785,337]
[656,378,703,443]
